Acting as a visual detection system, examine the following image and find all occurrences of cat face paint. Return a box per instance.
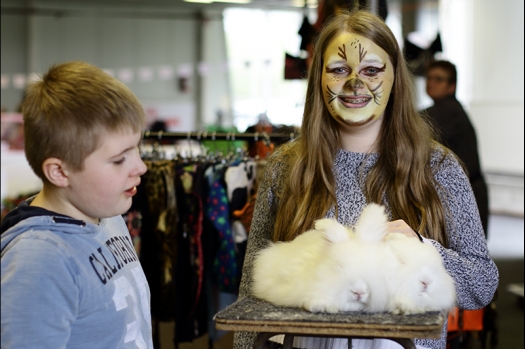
[322,32,394,126]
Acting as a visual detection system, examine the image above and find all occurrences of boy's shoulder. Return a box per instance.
[0,198,97,255]
[1,198,71,235]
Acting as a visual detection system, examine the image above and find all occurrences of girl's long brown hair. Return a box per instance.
[272,10,449,247]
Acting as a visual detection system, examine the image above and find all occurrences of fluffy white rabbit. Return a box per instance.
[350,204,456,314]
[384,232,456,314]
[252,204,389,313]
[252,203,456,314]
[252,218,371,313]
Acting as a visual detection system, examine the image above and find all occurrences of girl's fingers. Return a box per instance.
[385,220,419,239]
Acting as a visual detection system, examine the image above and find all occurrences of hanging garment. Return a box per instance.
[403,33,442,76]
[173,162,208,343]
[204,164,238,293]
[231,159,266,239]
[298,14,315,51]
[225,161,250,244]
[140,160,179,322]
[225,160,258,284]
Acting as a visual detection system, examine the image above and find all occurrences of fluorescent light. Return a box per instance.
[292,0,318,7]
[213,0,252,3]
[184,0,251,3]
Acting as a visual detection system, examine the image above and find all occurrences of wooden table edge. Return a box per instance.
[214,318,443,339]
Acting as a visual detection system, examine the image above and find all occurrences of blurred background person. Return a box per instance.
[422,60,489,237]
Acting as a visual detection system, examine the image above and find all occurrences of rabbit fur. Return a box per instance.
[252,203,456,314]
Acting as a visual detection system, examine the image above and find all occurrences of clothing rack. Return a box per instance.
[142,130,297,143]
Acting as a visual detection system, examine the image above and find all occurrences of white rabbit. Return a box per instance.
[252,203,456,314]
[252,218,372,313]
[384,232,456,314]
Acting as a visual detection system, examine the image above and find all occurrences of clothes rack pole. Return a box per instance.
[142,131,297,142]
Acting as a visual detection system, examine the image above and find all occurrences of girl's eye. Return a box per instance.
[362,67,379,76]
[326,67,349,75]
[113,158,125,165]
[361,65,386,76]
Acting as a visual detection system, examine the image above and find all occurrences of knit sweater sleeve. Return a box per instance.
[429,150,498,310]
[233,150,286,349]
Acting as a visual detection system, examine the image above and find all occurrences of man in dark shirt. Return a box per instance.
[422,60,489,237]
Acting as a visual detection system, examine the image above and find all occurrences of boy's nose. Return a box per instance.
[138,159,147,176]
[134,157,148,177]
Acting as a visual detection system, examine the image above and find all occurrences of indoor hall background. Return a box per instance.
[1,0,523,348]
[1,0,524,178]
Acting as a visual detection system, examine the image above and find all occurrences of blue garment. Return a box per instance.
[204,164,238,293]
[1,200,153,349]
[206,177,238,293]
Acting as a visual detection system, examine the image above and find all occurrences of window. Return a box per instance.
[223,8,311,131]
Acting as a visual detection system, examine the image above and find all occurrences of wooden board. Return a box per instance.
[213,297,445,339]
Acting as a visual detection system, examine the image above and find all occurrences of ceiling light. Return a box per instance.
[184,0,252,3]
[213,0,252,3]
[292,0,318,7]
[184,0,213,3]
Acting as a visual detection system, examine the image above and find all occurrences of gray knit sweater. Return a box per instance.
[233,146,499,349]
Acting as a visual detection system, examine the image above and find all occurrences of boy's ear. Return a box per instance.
[41,158,70,188]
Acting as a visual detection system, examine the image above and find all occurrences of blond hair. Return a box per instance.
[22,61,146,180]
[272,10,449,247]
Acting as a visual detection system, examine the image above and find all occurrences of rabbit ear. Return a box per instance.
[354,203,389,243]
[314,218,350,244]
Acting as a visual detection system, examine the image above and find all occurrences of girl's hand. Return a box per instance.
[385,219,419,239]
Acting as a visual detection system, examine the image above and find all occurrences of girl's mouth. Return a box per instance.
[338,96,372,108]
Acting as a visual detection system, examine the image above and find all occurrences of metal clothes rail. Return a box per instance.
[141,131,297,143]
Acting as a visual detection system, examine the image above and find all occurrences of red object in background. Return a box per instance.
[447,307,485,332]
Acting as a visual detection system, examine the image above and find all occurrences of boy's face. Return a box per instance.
[321,32,394,126]
[64,129,147,223]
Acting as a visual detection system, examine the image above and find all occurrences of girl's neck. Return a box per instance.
[338,116,382,153]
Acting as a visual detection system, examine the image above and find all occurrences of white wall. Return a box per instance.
[470,0,524,176]
[1,14,28,112]
[2,2,232,131]
[439,0,524,176]
[1,148,42,200]
[201,10,234,128]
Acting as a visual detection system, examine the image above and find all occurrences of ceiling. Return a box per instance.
[1,0,418,19]
[1,0,320,13]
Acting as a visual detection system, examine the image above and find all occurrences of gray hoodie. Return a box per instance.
[1,200,153,349]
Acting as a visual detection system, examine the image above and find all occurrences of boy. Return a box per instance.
[1,61,153,348]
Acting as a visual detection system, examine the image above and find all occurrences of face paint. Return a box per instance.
[322,32,394,126]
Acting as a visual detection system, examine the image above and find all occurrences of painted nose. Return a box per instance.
[344,78,364,93]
